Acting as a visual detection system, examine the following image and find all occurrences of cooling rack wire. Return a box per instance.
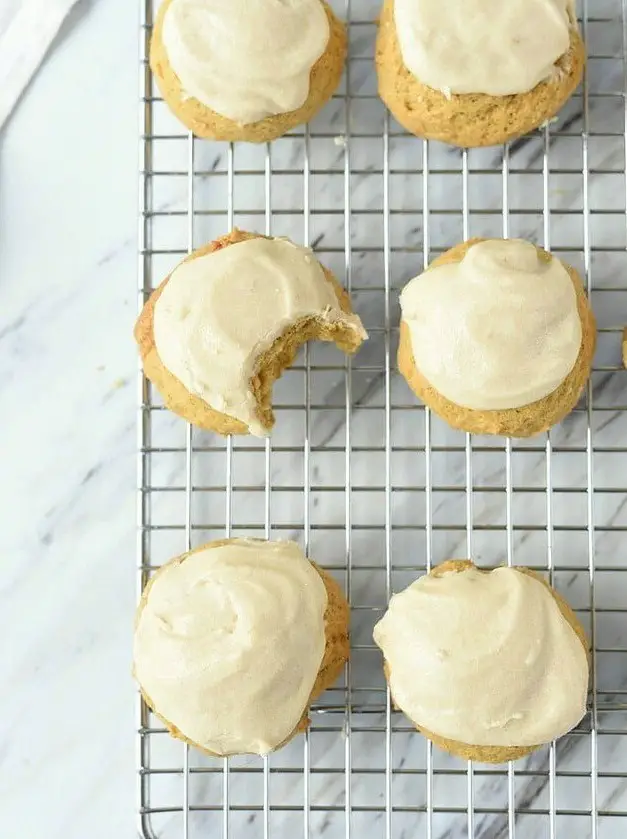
[138,1,627,836]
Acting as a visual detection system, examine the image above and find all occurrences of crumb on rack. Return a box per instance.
[539,116,560,128]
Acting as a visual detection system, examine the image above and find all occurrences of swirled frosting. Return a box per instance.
[400,239,582,410]
[393,0,575,96]
[373,564,589,747]
[153,236,366,436]
[134,539,328,755]
[161,0,330,123]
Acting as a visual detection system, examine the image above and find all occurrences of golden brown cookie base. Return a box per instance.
[398,238,596,438]
[383,559,590,764]
[623,327,627,368]
[135,229,364,436]
[376,0,585,147]
[150,0,346,142]
[136,538,350,757]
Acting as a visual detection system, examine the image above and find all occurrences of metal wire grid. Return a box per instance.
[138,1,627,837]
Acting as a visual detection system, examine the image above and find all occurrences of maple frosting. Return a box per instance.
[161,0,330,124]
[373,565,589,747]
[134,539,328,756]
[399,239,582,411]
[153,237,366,436]
[393,0,576,96]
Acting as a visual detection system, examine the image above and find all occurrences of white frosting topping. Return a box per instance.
[393,0,575,96]
[153,237,366,436]
[134,539,328,756]
[161,0,330,124]
[373,565,589,747]
[400,239,582,411]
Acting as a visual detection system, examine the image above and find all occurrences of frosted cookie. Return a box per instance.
[376,0,585,147]
[135,229,366,436]
[398,238,596,437]
[373,559,589,763]
[134,538,349,756]
[150,0,346,142]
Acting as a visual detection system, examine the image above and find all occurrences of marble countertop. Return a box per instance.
[3,1,627,838]
[2,0,137,836]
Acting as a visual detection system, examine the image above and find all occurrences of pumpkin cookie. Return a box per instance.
[150,0,346,142]
[373,559,589,763]
[398,238,596,437]
[134,538,349,756]
[376,0,585,147]
[135,229,366,436]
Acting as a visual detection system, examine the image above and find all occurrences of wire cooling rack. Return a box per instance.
[138,1,627,837]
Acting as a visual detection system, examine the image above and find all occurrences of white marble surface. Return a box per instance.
[4,1,627,838]
[1,0,137,836]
